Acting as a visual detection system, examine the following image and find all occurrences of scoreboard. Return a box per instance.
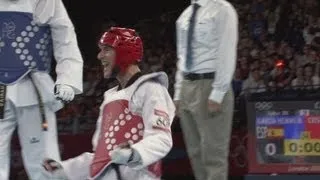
[246,100,320,173]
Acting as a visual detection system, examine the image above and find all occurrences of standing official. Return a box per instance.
[175,0,238,180]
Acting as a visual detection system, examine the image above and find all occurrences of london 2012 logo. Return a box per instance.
[255,102,273,111]
[2,21,16,39]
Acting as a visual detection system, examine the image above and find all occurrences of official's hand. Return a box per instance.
[208,100,221,113]
[54,84,75,102]
[174,100,180,116]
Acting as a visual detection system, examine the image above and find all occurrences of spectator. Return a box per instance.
[271,61,291,88]
[291,67,305,89]
[233,68,243,97]
[83,70,101,96]
[241,68,266,94]
[304,64,320,88]
[249,13,267,42]
[260,60,272,83]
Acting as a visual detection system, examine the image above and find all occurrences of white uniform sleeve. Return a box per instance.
[209,5,238,103]
[60,152,93,180]
[129,81,175,169]
[35,0,83,94]
[174,21,184,101]
[174,66,184,101]
[60,107,103,180]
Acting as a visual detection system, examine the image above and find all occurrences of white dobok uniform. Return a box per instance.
[0,0,83,179]
[57,72,174,180]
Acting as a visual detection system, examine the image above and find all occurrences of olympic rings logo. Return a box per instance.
[255,102,273,111]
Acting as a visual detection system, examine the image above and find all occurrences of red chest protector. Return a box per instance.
[90,98,161,178]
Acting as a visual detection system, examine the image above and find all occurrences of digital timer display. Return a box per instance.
[284,140,320,156]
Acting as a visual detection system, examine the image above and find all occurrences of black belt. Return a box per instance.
[111,164,123,180]
[0,84,6,119]
[0,76,47,131]
[183,72,215,81]
[29,74,48,131]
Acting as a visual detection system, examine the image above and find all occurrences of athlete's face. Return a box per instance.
[97,44,116,79]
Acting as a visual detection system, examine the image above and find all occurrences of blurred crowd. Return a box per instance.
[55,0,320,133]
[233,0,320,97]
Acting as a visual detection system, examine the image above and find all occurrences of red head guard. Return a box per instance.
[99,27,143,72]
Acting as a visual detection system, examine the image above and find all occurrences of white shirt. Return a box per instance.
[175,0,238,103]
[0,0,83,107]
